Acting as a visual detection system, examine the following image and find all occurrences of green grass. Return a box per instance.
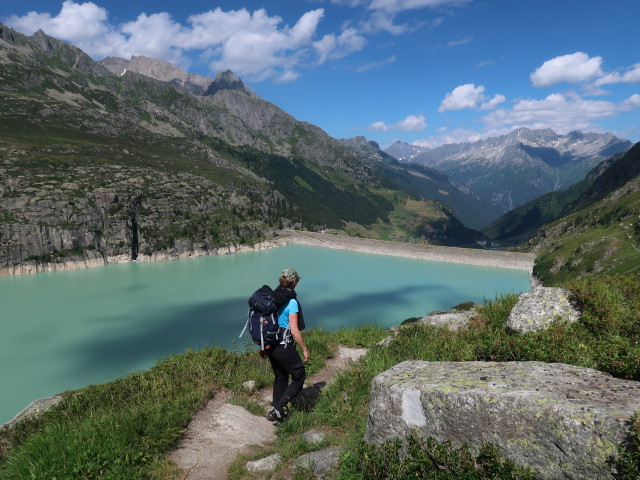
[339,431,535,480]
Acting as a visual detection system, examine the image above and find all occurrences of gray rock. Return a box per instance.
[242,380,256,393]
[418,309,477,330]
[507,287,579,333]
[365,361,640,480]
[294,446,344,479]
[3,395,64,428]
[302,429,327,445]
[246,453,282,472]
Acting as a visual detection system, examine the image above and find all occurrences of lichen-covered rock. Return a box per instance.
[506,287,579,333]
[418,309,477,330]
[294,446,344,479]
[365,361,640,480]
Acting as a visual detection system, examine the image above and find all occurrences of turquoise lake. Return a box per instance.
[0,244,531,424]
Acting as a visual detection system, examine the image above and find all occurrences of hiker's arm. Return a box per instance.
[289,313,309,362]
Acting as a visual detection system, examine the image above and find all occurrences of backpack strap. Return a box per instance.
[239,309,251,339]
[279,327,292,347]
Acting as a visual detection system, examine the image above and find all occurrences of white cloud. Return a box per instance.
[370,114,426,131]
[4,0,131,59]
[481,93,640,134]
[439,84,504,112]
[359,0,465,34]
[205,8,325,80]
[446,36,472,47]
[5,2,366,82]
[359,10,412,34]
[368,0,469,13]
[356,54,396,72]
[479,94,506,110]
[313,27,367,64]
[329,0,368,5]
[6,1,109,42]
[530,52,603,87]
[412,128,482,148]
[595,63,640,86]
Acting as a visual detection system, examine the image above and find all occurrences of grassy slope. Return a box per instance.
[527,178,640,286]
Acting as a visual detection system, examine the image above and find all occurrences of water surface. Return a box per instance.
[0,244,531,423]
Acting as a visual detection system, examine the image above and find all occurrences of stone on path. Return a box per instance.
[169,391,276,480]
[294,446,344,479]
[245,453,282,472]
[507,287,579,333]
[365,361,640,480]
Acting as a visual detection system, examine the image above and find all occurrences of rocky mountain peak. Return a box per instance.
[31,28,59,54]
[0,23,21,45]
[99,55,212,95]
[203,70,257,98]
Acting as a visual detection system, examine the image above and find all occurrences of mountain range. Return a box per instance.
[2,22,638,281]
[0,24,488,274]
[385,129,632,212]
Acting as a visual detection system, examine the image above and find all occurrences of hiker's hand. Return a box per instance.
[302,347,310,362]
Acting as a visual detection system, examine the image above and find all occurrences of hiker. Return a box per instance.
[265,268,309,422]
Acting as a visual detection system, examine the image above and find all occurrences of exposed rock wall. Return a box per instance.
[1,237,288,277]
[366,361,640,479]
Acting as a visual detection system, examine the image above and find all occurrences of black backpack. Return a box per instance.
[240,285,281,350]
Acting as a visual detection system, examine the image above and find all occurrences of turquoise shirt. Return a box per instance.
[277,298,299,329]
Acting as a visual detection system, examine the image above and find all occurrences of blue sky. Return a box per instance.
[1,0,639,148]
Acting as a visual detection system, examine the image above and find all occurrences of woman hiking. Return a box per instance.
[265,268,309,422]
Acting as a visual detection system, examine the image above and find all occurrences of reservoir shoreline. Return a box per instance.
[0,230,536,278]
[283,231,535,272]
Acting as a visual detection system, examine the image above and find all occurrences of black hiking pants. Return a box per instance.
[266,342,306,413]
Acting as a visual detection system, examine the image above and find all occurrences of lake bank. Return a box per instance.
[281,230,535,273]
[1,229,536,278]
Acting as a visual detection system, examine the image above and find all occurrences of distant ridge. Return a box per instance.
[100,55,213,96]
[384,128,632,212]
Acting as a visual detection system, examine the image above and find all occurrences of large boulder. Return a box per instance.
[365,361,640,479]
[506,287,579,333]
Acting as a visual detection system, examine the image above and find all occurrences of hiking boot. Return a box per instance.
[266,407,284,422]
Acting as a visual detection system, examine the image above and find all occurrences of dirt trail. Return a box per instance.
[169,346,367,480]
